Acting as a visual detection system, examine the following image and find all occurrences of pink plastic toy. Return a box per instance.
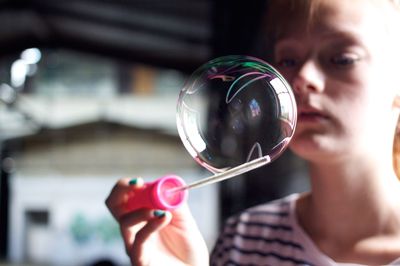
[126,175,188,211]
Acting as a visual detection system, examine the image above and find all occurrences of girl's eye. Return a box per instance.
[276,58,297,68]
[330,53,360,67]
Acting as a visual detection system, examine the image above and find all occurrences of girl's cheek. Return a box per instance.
[276,68,295,84]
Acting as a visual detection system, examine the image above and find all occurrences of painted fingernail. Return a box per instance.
[129,178,138,185]
[153,210,166,218]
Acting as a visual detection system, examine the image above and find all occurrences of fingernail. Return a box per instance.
[153,210,166,218]
[129,178,138,185]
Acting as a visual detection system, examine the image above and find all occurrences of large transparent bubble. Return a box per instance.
[177,55,297,174]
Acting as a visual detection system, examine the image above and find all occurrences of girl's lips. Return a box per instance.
[298,112,327,122]
[297,108,330,122]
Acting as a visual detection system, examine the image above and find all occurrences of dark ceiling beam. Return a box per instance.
[29,0,212,43]
[0,10,49,41]
[0,9,51,57]
[46,15,210,66]
[0,0,213,71]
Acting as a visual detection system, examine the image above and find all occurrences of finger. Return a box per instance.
[169,203,206,245]
[169,203,197,228]
[118,209,171,249]
[118,208,154,253]
[135,210,172,243]
[119,207,155,233]
[129,210,172,263]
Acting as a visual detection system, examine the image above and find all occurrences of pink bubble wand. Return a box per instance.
[126,156,270,211]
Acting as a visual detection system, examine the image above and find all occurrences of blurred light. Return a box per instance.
[0,83,17,104]
[21,48,42,64]
[11,59,28,88]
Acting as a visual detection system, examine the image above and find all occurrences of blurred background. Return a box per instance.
[0,0,309,265]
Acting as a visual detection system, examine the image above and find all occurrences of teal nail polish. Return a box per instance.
[129,178,138,185]
[153,210,166,218]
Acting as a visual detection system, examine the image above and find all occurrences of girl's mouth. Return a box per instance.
[298,109,329,123]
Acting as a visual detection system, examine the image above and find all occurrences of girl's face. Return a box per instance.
[273,0,400,163]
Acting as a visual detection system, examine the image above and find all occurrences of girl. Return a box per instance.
[106,0,400,265]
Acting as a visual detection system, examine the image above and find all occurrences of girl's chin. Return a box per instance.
[289,136,341,161]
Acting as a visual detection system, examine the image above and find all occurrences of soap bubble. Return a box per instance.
[177,55,297,174]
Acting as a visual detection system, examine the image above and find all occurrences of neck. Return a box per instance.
[298,157,400,245]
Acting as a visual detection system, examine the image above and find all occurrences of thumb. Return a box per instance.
[169,203,210,263]
[170,203,197,226]
[170,203,205,240]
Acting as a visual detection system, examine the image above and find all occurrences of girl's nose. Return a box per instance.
[292,60,324,95]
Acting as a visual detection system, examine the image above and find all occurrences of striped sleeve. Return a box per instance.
[210,194,315,266]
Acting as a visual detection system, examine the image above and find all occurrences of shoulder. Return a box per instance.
[226,193,298,230]
[225,193,297,232]
[211,193,316,265]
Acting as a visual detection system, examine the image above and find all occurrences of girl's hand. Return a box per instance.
[105,177,209,266]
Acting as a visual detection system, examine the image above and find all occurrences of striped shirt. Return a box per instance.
[210,193,400,266]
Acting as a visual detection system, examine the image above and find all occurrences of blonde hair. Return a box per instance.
[265,0,400,179]
[266,0,400,39]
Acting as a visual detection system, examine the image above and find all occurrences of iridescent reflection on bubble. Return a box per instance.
[177,55,297,174]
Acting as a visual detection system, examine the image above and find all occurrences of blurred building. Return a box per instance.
[0,48,218,266]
